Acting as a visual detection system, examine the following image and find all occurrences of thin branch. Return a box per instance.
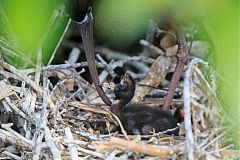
[140,39,165,56]
[94,137,182,158]
[1,123,35,147]
[0,129,31,150]
[45,127,62,160]
[77,147,105,159]
[4,97,28,119]
[1,151,22,160]
[183,58,208,160]
[32,131,44,160]
[65,127,79,160]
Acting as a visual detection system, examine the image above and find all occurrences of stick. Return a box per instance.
[1,123,35,147]
[32,131,44,160]
[140,39,165,56]
[45,127,62,160]
[0,129,31,150]
[183,59,197,160]
[65,127,79,160]
[4,97,28,119]
[33,72,49,160]
[77,147,105,159]
[1,151,22,160]
[95,137,182,158]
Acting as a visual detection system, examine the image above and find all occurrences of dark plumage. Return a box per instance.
[65,0,91,22]
[110,73,183,135]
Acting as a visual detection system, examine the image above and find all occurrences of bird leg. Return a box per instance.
[162,28,188,111]
[78,8,112,106]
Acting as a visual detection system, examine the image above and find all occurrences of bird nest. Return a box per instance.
[0,26,235,159]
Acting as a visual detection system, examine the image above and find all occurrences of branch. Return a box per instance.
[0,129,31,150]
[94,137,182,158]
[1,123,35,147]
[45,127,62,160]
[1,151,22,160]
[65,127,79,160]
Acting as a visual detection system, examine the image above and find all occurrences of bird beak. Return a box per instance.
[78,8,111,105]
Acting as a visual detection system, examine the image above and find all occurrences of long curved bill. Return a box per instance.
[78,8,112,106]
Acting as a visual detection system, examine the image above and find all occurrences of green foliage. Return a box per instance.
[1,0,66,65]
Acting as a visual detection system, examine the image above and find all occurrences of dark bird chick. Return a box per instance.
[106,73,184,135]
